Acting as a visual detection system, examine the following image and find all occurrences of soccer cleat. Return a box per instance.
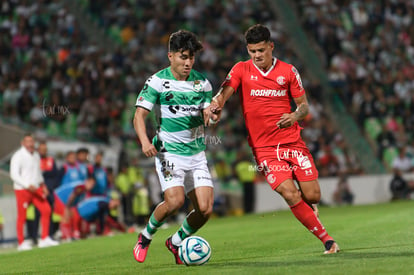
[165,237,184,265]
[324,240,340,254]
[133,233,151,263]
[38,236,59,248]
[17,240,33,251]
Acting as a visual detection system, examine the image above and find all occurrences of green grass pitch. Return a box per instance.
[1,200,413,274]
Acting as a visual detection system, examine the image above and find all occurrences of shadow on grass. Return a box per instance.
[208,249,414,268]
[336,251,414,259]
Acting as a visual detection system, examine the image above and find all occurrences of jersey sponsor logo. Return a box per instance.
[168,105,179,114]
[137,96,144,103]
[168,105,201,114]
[291,67,304,90]
[181,106,201,112]
[250,89,287,97]
[276,76,286,85]
[193,80,203,92]
[250,75,258,81]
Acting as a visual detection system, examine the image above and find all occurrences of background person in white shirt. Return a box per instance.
[10,133,58,250]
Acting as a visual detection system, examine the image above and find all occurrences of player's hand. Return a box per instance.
[142,142,158,157]
[210,99,222,115]
[27,185,37,193]
[203,108,220,126]
[277,113,297,129]
[42,184,49,198]
[205,100,222,126]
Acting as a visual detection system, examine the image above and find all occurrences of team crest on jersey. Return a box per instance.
[267,174,276,184]
[291,66,304,90]
[193,80,202,92]
[276,76,286,85]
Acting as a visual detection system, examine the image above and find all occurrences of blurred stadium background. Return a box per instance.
[0,0,413,245]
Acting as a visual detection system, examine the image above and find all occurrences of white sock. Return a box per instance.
[141,227,152,240]
[171,232,182,246]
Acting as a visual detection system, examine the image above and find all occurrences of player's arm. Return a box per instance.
[66,185,85,207]
[205,86,235,125]
[277,94,309,129]
[133,107,158,157]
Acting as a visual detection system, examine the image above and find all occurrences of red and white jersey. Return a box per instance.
[222,58,305,148]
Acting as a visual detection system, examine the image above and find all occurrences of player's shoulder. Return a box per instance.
[275,59,294,70]
[153,67,170,78]
[145,68,173,86]
[233,60,251,70]
[189,69,208,81]
[275,59,301,75]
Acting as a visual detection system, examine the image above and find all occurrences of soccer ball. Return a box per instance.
[178,236,211,266]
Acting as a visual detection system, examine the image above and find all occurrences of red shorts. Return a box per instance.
[253,141,318,190]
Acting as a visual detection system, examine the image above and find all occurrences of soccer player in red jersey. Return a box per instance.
[208,24,339,254]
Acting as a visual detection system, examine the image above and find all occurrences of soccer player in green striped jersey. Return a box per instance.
[132,30,218,264]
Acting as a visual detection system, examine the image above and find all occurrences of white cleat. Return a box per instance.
[38,237,59,248]
[17,240,33,251]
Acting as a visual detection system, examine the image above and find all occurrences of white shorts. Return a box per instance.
[155,151,213,194]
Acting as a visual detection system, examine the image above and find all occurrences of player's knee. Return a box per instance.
[306,190,321,204]
[165,196,185,213]
[280,189,302,205]
[197,202,213,219]
[302,188,321,204]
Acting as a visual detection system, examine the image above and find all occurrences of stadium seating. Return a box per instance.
[297,0,414,170]
[0,0,369,177]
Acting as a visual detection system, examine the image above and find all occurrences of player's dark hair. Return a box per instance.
[168,30,203,56]
[76,147,89,154]
[245,24,271,44]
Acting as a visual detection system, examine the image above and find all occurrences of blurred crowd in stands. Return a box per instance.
[0,0,365,179]
[298,0,414,172]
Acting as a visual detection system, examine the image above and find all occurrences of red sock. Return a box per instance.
[290,199,333,244]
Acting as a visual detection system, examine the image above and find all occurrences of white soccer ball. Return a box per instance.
[178,236,211,266]
[209,118,218,125]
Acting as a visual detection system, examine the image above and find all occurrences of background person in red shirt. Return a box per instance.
[208,24,339,254]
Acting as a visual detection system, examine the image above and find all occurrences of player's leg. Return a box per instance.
[167,153,214,264]
[166,186,213,265]
[171,186,214,245]
[291,145,340,253]
[15,189,32,249]
[32,188,59,247]
[275,179,337,250]
[134,186,185,263]
[297,179,321,217]
[144,186,185,238]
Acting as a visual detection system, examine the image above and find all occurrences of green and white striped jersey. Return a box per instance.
[135,67,212,156]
